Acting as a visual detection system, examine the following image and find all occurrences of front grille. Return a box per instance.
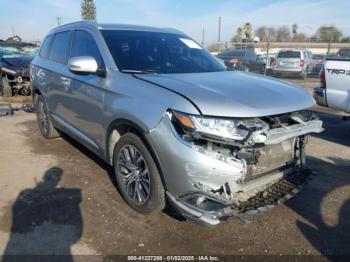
[237,168,310,214]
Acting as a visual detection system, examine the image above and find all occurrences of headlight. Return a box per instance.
[172,111,253,141]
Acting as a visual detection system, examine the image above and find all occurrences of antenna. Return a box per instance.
[11,26,15,36]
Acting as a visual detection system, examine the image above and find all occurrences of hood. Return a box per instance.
[136,71,315,118]
[0,57,32,70]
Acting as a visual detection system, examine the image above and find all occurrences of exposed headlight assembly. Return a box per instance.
[171,110,266,142]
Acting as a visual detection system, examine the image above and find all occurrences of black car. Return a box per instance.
[0,42,38,97]
[217,50,265,74]
[310,54,326,75]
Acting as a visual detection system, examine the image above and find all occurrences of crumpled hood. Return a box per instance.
[0,57,32,76]
[136,71,315,117]
[1,57,32,70]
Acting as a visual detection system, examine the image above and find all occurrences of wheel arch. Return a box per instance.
[106,118,167,190]
[32,85,42,105]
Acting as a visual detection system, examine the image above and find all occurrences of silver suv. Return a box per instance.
[31,22,323,227]
[273,49,313,79]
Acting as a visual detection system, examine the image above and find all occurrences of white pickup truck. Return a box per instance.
[314,58,350,115]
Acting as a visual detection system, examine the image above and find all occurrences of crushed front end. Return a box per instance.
[0,57,32,97]
[147,110,323,227]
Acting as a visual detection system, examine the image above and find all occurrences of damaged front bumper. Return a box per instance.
[146,111,323,227]
[166,168,311,227]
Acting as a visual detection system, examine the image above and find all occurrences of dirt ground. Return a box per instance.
[0,78,350,259]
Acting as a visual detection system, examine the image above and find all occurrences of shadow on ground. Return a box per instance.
[2,167,82,262]
[310,109,350,147]
[286,156,350,256]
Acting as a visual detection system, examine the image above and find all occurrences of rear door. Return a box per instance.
[44,31,73,119]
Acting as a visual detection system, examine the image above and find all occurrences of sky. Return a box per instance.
[0,0,349,43]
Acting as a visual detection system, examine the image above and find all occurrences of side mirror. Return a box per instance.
[68,56,99,75]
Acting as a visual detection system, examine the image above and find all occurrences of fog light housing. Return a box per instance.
[181,194,227,212]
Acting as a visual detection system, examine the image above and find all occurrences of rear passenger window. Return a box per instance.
[49,31,72,64]
[40,35,53,59]
[70,30,103,67]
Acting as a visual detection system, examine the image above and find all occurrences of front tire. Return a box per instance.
[113,133,165,214]
[35,95,60,139]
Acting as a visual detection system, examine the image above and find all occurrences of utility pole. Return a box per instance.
[264,29,271,76]
[56,16,62,27]
[201,28,205,46]
[218,16,221,51]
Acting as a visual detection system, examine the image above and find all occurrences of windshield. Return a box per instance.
[0,44,39,58]
[101,30,226,74]
[337,49,350,58]
[277,51,301,59]
[313,54,325,60]
[218,50,246,58]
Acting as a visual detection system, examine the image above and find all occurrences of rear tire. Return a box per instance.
[301,71,307,80]
[113,133,165,214]
[35,95,60,139]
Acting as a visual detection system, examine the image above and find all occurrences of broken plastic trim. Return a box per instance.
[169,110,323,148]
[168,169,312,227]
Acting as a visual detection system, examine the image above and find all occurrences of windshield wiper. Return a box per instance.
[120,69,159,74]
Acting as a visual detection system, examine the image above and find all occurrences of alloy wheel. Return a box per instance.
[117,145,151,205]
[37,100,49,135]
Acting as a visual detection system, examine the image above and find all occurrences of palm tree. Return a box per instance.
[243,22,253,42]
[81,0,96,21]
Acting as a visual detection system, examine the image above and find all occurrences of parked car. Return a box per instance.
[273,49,313,79]
[314,57,350,115]
[216,50,265,74]
[310,54,326,75]
[336,48,350,58]
[31,22,323,227]
[0,42,38,97]
[258,53,277,74]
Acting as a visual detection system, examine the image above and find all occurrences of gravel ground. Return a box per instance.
[0,77,349,259]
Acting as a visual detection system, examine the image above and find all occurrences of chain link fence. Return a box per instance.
[205,23,350,79]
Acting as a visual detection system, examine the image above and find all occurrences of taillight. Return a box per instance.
[229,58,240,64]
[300,59,305,67]
[271,59,276,67]
[320,67,326,89]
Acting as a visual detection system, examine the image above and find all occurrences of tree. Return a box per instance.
[294,33,308,42]
[275,26,291,42]
[341,36,350,43]
[292,24,298,41]
[81,0,96,21]
[255,26,269,42]
[292,24,298,36]
[315,26,342,42]
[243,22,253,42]
[232,27,243,42]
